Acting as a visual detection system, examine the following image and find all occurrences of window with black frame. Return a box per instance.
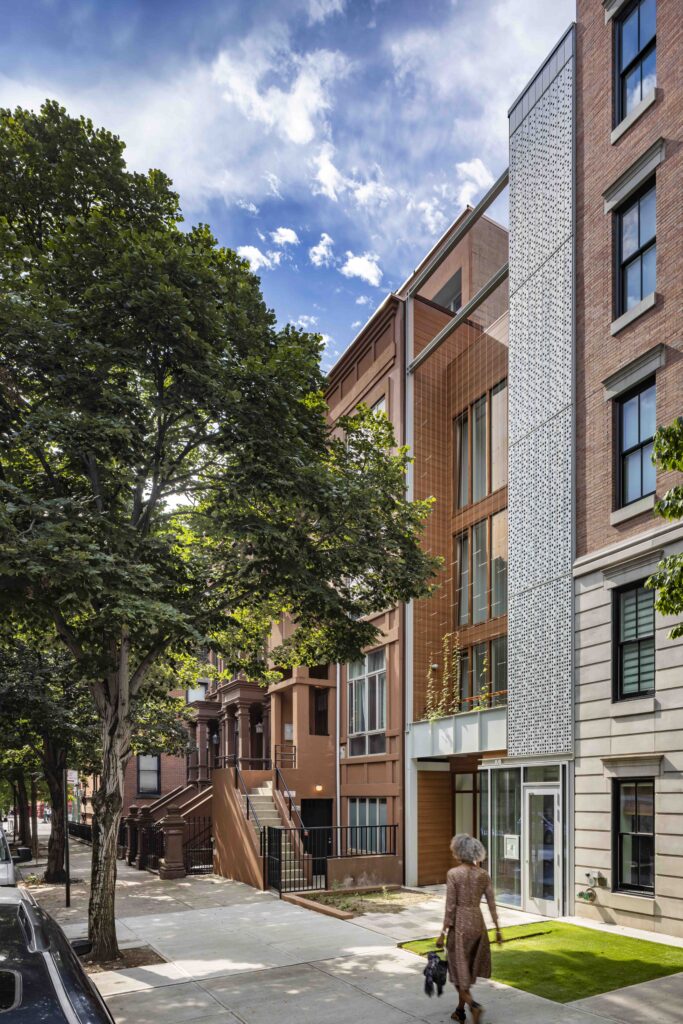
[617,183,656,315]
[614,582,655,700]
[616,0,656,123]
[137,754,161,795]
[614,778,654,893]
[617,378,655,506]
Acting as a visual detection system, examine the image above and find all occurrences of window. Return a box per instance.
[491,510,508,617]
[310,687,329,736]
[614,779,654,893]
[137,755,160,795]
[453,380,507,510]
[433,268,462,313]
[617,183,656,314]
[348,797,388,852]
[347,650,386,756]
[472,396,488,503]
[457,637,507,711]
[455,511,508,626]
[617,379,655,506]
[491,635,508,699]
[454,412,469,510]
[615,582,655,699]
[472,521,488,624]
[616,0,656,123]
[371,396,387,416]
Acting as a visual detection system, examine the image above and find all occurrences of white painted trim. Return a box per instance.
[602,343,665,400]
[610,292,657,336]
[602,548,662,588]
[611,89,658,144]
[603,138,665,214]
[609,493,656,526]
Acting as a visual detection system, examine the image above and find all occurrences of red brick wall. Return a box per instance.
[575,0,683,558]
[121,753,187,814]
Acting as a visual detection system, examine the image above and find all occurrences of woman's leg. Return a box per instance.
[457,988,482,1021]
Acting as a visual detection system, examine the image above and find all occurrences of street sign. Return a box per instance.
[66,770,79,785]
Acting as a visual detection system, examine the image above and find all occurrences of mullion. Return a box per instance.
[620,36,655,80]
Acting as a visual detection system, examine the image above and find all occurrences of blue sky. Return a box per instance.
[1,0,574,369]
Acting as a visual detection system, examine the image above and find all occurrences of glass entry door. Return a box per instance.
[524,788,560,916]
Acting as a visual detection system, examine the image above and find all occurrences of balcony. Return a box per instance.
[407,700,507,760]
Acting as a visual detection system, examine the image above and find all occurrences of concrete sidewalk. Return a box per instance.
[28,841,683,1024]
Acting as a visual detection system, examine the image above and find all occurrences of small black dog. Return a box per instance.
[423,950,448,997]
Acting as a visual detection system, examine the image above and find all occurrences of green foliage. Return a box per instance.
[423,632,461,721]
[647,417,683,639]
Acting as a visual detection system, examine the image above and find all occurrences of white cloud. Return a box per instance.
[351,178,395,208]
[271,226,300,246]
[309,232,335,267]
[266,249,283,266]
[264,172,284,199]
[340,252,382,288]
[214,40,349,146]
[307,0,346,24]
[351,320,362,328]
[295,314,318,328]
[237,199,259,215]
[319,332,333,348]
[454,157,494,208]
[312,143,347,201]
[237,245,273,271]
[355,295,371,305]
[414,198,448,236]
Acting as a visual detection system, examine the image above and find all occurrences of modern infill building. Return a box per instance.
[125,0,681,941]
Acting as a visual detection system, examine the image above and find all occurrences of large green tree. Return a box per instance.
[647,417,683,635]
[0,102,436,960]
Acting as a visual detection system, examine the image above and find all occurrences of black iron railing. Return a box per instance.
[139,822,165,871]
[274,767,304,829]
[265,824,398,894]
[67,821,93,843]
[183,816,213,875]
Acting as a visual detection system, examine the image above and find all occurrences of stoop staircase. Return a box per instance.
[241,780,309,891]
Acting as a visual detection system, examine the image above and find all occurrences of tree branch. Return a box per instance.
[129,638,170,696]
[51,608,85,663]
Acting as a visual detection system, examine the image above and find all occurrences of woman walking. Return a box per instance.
[436,834,502,1023]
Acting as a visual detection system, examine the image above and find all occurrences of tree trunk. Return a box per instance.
[43,754,66,883]
[16,774,31,847]
[88,645,131,963]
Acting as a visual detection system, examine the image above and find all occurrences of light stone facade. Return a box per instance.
[573,524,683,936]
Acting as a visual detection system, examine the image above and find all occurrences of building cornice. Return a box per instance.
[573,519,683,578]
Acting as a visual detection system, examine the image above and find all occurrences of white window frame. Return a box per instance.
[347,650,386,757]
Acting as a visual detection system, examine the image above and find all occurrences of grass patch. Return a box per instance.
[305,887,436,916]
[401,922,683,1003]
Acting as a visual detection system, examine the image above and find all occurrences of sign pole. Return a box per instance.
[63,768,71,908]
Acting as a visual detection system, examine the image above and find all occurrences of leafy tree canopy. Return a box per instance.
[647,417,683,638]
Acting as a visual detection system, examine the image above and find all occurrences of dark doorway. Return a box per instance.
[301,799,333,875]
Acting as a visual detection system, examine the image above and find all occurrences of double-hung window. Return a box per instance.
[615,582,655,699]
[617,183,656,314]
[347,650,386,756]
[617,379,655,506]
[137,755,161,795]
[614,779,654,893]
[616,0,656,123]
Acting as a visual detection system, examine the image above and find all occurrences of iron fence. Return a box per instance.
[183,816,213,875]
[67,821,93,843]
[139,822,165,871]
[265,824,398,894]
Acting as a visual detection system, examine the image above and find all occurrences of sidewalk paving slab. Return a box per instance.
[570,971,683,1024]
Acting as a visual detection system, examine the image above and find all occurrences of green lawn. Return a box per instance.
[401,922,683,1003]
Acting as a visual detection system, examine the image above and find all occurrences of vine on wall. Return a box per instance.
[423,631,462,722]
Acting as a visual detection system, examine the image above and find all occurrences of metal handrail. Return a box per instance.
[274,766,305,831]
[232,761,262,831]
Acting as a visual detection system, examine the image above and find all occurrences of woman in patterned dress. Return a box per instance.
[436,834,502,1023]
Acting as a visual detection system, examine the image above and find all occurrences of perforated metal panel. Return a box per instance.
[507,29,575,758]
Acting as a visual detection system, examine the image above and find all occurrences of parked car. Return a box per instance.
[0,887,115,1021]
[0,826,32,887]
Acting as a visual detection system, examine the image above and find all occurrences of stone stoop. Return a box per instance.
[242,782,308,890]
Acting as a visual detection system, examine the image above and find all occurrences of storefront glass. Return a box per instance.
[490,767,521,907]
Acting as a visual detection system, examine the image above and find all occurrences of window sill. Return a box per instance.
[611,695,656,717]
[611,89,657,145]
[610,292,657,336]
[606,890,656,914]
[610,493,656,525]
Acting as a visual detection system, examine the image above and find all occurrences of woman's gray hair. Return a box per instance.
[450,833,487,864]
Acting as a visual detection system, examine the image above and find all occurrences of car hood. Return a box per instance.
[0,861,16,886]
